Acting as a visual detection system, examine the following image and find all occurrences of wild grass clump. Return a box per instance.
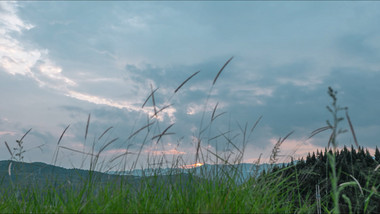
[0,57,378,213]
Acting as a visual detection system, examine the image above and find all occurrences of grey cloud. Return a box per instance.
[336,33,380,63]
[3,2,380,169]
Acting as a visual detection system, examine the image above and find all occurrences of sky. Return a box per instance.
[1,1,380,171]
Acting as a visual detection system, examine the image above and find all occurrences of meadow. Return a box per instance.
[1,57,379,213]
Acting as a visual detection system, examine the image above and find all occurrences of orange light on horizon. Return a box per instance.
[181,162,204,169]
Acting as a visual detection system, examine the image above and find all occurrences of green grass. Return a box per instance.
[0,167,307,213]
[1,58,379,213]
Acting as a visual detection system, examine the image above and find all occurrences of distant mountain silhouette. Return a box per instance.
[110,162,282,184]
[0,160,284,199]
[0,160,140,191]
[0,160,206,194]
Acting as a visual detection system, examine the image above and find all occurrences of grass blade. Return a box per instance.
[213,56,233,85]
[85,114,91,141]
[16,128,32,150]
[281,130,294,144]
[4,141,13,157]
[98,138,119,155]
[128,121,155,140]
[308,126,331,140]
[142,87,159,108]
[58,125,70,146]
[213,112,226,122]
[152,123,175,144]
[150,84,158,116]
[8,162,12,177]
[211,102,219,121]
[349,175,363,195]
[151,104,172,118]
[250,115,263,133]
[209,130,231,141]
[19,128,32,143]
[345,110,359,148]
[53,124,70,165]
[221,132,243,156]
[98,126,113,141]
[109,150,136,163]
[174,70,200,93]
[59,146,96,157]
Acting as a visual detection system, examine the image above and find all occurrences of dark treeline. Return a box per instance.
[262,146,380,213]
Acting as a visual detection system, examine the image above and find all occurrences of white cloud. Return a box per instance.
[65,90,177,122]
[0,2,34,34]
[66,90,142,112]
[37,60,76,87]
[0,2,76,91]
[0,2,166,120]
[186,103,203,115]
[0,2,37,76]
[186,99,221,116]
[0,37,41,76]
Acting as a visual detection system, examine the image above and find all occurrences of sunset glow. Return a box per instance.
[182,163,204,169]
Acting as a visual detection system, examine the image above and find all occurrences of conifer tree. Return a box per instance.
[375,146,380,163]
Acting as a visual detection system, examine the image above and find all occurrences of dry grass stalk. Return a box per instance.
[270,131,294,164]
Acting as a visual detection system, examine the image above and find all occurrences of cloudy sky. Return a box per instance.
[1,1,379,171]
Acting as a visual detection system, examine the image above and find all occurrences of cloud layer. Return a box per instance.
[1,1,380,170]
